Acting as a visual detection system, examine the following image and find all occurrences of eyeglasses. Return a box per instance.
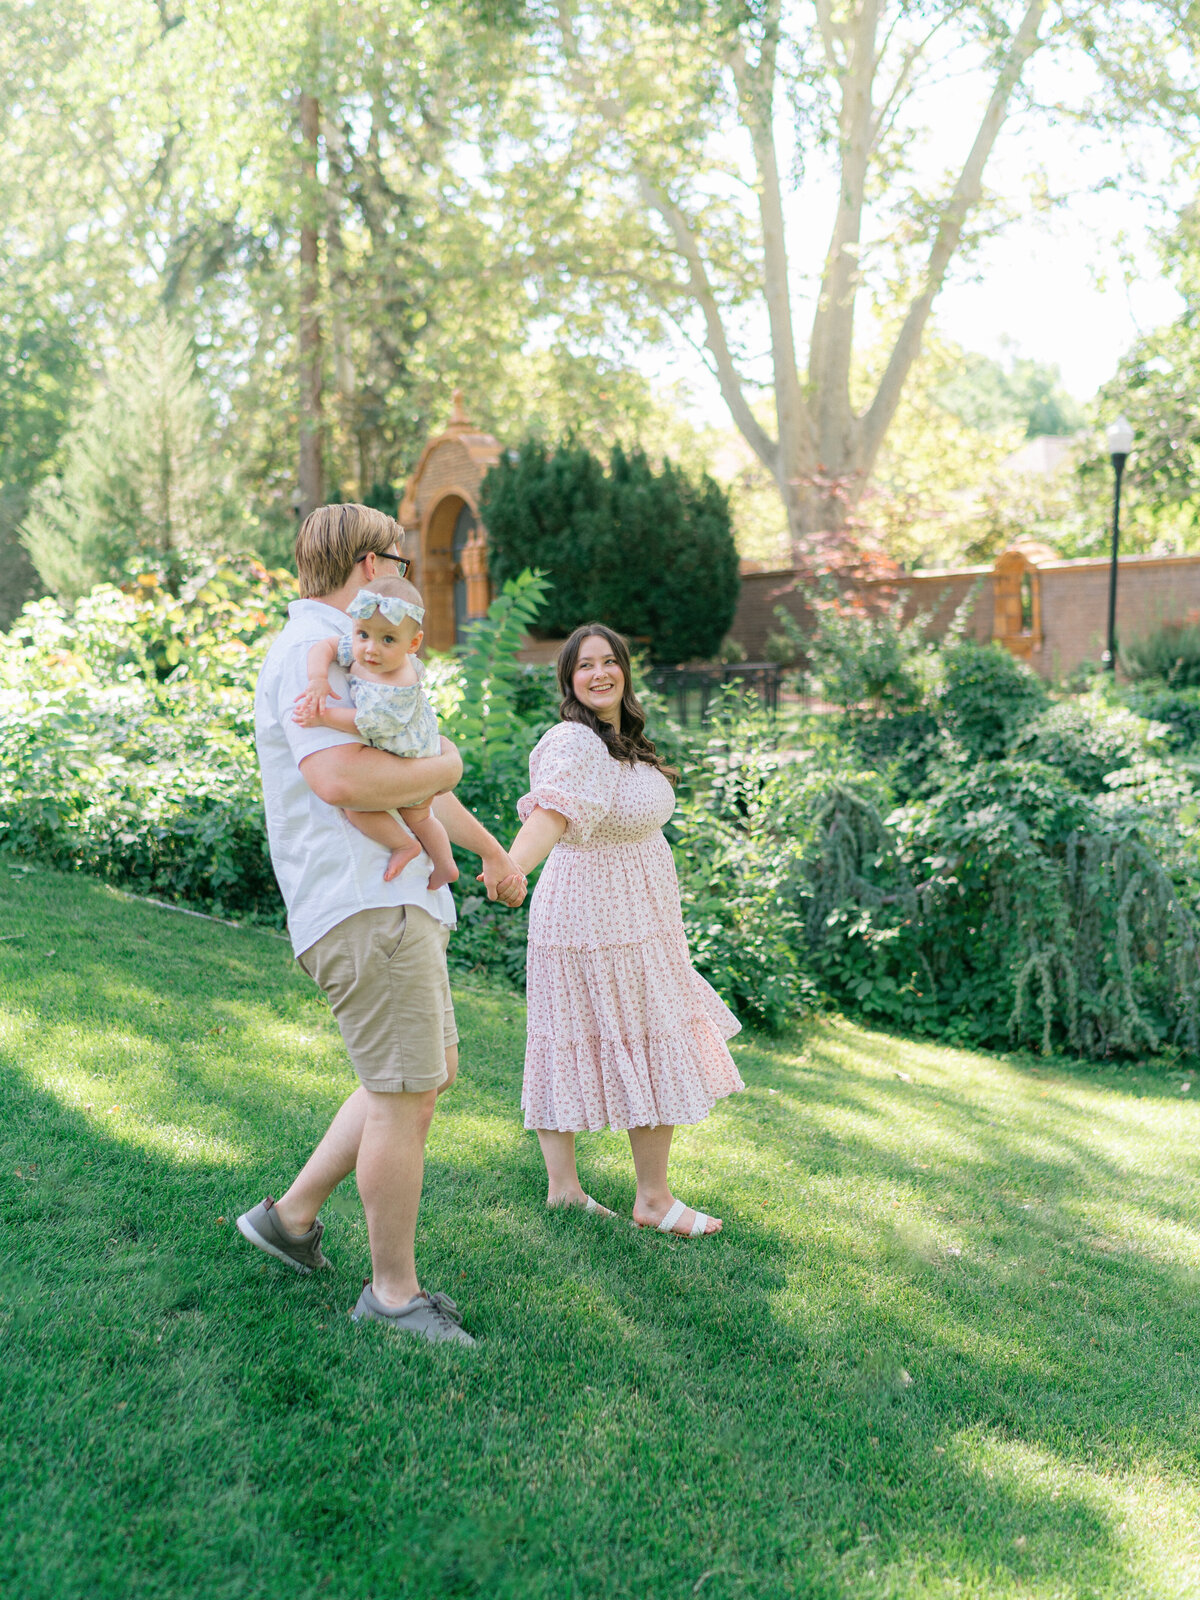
[356,549,410,579]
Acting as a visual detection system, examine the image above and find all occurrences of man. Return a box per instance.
[237,503,526,1346]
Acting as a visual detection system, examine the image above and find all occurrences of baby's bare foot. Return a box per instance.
[383,841,421,882]
[426,860,460,891]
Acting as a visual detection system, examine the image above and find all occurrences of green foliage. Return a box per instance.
[668,696,811,1029]
[790,759,1200,1058]
[1011,695,1162,794]
[0,561,293,919]
[1120,617,1200,685]
[481,439,739,662]
[21,315,236,601]
[434,570,557,986]
[801,600,938,713]
[1122,682,1200,749]
[9,553,1200,1060]
[0,285,86,626]
[935,348,1084,440]
[939,639,1049,760]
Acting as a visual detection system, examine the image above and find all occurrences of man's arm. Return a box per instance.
[300,736,462,812]
[432,792,526,905]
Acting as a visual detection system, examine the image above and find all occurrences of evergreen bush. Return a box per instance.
[480,439,739,662]
[21,315,237,601]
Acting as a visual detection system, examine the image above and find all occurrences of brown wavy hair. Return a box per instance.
[557,624,678,784]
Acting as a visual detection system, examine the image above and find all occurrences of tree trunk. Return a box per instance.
[298,88,324,520]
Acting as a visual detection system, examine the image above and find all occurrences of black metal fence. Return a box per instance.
[647,662,783,724]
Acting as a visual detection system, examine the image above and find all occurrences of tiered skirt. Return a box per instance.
[521,834,744,1132]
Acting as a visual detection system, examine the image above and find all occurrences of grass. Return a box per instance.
[2,864,1200,1600]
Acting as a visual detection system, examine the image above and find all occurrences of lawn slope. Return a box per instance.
[2,864,1199,1600]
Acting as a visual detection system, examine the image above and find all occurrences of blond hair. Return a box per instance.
[294,503,405,598]
[360,574,425,609]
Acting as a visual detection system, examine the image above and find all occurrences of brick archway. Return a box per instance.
[398,391,500,653]
[991,538,1057,664]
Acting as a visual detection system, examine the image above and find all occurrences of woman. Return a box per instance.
[505,623,744,1236]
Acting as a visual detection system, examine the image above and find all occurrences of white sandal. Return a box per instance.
[548,1194,616,1218]
[642,1198,718,1237]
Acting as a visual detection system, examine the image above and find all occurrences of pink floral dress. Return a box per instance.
[518,720,745,1132]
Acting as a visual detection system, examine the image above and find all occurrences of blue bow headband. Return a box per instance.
[349,589,425,626]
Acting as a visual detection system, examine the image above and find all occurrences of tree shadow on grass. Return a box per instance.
[3,872,1200,1597]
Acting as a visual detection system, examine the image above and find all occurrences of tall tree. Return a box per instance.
[21,315,232,600]
[498,0,1197,557]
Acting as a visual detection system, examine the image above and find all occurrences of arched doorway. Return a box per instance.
[398,391,500,654]
[453,501,475,638]
[991,540,1055,663]
[421,493,479,653]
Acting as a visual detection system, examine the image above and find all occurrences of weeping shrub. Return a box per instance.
[787,761,1200,1057]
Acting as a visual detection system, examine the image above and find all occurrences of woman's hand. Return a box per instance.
[476,847,527,906]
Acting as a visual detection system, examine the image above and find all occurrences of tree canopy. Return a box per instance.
[486,0,1198,555]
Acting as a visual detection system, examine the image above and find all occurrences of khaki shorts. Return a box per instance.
[297,905,458,1093]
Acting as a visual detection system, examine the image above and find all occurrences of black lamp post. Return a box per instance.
[1102,413,1134,672]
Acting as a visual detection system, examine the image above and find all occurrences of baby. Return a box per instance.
[292,575,459,891]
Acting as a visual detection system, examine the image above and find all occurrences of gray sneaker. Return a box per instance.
[351,1281,476,1346]
[236,1196,328,1274]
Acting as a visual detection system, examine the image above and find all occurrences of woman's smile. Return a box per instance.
[572,634,625,724]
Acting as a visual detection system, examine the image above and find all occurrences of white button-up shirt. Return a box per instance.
[254,598,456,956]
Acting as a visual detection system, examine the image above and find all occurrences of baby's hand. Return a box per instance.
[305,675,335,714]
[293,679,338,726]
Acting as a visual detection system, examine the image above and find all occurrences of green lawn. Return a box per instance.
[2,864,1199,1600]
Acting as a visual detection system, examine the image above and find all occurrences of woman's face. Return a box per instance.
[572,634,624,726]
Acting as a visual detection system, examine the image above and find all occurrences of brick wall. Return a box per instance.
[729,550,1200,679]
[1037,555,1200,680]
[730,565,993,664]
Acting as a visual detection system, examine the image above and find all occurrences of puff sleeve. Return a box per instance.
[336,633,354,670]
[518,722,620,845]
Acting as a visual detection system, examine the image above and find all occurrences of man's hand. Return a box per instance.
[476,847,527,906]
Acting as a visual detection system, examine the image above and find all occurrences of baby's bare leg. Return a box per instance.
[343,808,421,882]
[399,805,460,891]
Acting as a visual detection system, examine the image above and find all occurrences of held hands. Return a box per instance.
[476,850,528,908]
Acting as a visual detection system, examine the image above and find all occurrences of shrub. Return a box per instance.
[0,561,293,919]
[1011,695,1162,794]
[1121,617,1200,685]
[480,439,739,662]
[801,598,935,712]
[668,696,813,1029]
[939,638,1048,760]
[1123,683,1200,750]
[788,759,1200,1056]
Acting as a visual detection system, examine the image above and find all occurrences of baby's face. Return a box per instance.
[352,611,418,674]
